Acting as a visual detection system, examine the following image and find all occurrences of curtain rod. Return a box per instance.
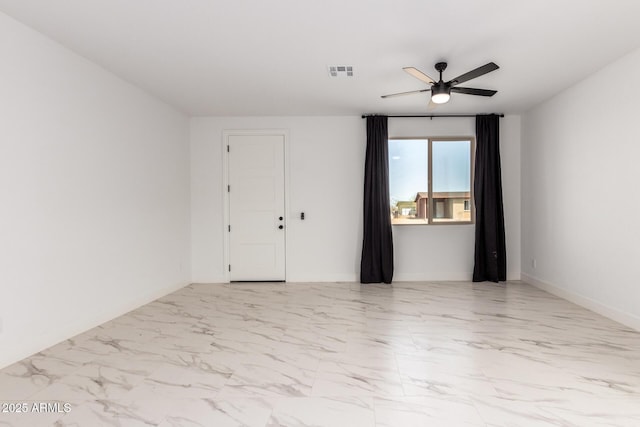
[360,114,505,119]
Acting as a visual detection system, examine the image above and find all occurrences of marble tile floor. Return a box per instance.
[1,281,639,426]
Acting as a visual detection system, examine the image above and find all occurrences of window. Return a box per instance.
[389,137,474,225]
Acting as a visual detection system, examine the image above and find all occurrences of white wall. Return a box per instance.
[191,115,520,283]
[191,116,365,283]
[0,12,191,368]
[521,47,640,330]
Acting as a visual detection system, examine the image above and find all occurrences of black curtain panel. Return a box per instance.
[360,116,394,284]
[473,114,507,282]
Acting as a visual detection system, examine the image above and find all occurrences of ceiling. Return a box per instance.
[1,0,640,116]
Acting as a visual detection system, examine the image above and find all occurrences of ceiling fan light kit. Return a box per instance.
[430,83,450,104]
[382,61,499,105]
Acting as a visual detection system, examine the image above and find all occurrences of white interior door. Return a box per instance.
[228,134,285,281]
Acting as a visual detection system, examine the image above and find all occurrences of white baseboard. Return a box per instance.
[192,273,523,284]
[522,273,640,332]
[286,273,360,283]
[0,280,190,370]
[190,274,362,284]
[392,272,521,282]
[190,275,227,284]
[392,272,473,282]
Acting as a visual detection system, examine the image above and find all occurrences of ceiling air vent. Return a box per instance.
[328,65,354,77]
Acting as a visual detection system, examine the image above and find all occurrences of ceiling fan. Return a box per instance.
[382,61,499,105]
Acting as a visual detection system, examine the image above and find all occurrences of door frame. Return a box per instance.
[222,129,290,283]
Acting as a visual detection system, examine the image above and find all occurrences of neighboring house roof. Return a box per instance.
[415,191,471,202]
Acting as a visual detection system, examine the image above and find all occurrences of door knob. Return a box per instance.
[278,225,284,229]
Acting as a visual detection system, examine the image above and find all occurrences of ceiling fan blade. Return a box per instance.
[403,67,436,84]
[427,99,438,111]
[448,62,499,86]
[450,87,497,97]
[381,88,430,99]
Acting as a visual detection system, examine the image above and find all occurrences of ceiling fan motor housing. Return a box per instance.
[432,82,449,95]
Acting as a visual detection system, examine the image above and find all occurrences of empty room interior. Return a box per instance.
[1,1,639,426]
